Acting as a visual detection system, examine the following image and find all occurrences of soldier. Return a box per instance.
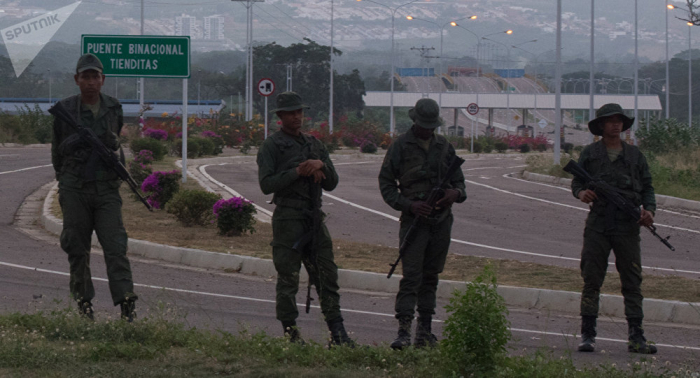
[572,103,657,354]
[51,53,137,322]
[378,98,467,349]
[256,91,355,347]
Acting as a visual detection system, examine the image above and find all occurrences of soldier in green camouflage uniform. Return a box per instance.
[378,98,467,349]
[572,103,657,354]
[256,92,355,346]
[51,54,137,322]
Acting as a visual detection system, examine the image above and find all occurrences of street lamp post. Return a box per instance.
[197,69,201,117]
[357,0,422,135]
[329,0,335,134]
[689,22,693,127]
[667,3,673,119]
[47,69,52,106]
[483,31,514,129]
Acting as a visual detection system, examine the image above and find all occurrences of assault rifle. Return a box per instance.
[563,159,674,251]
[387,155,466,278]
[49,101,153,212]
[292,169,323,314]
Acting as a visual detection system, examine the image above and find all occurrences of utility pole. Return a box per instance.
[139,0,145,124]
[232,0,264,121]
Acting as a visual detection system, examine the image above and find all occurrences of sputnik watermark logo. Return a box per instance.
[1,1,81,78]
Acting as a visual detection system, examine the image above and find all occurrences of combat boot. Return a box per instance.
[577,315,597,352]
[282,321,305,345]
[78,300,94,321]
[390,317,412,350]
[627,318,657,354]
[327,317,357,348]
[120,300,136,323]
[414,315,438,348]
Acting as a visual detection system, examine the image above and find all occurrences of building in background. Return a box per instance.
[204,16,225,40]
[175,14,198,39]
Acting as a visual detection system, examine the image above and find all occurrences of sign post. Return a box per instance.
[257,78,275,139]
[82,34,191,181]
[467,103,479,153]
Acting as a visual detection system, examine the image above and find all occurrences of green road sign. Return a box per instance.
[81,35,190,78]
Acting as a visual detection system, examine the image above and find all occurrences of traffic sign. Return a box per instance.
[81,35,190,78]
[466,103,479,115]
[538,119,548,129]
[258,78,275,97]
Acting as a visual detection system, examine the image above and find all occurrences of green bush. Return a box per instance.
[166,189,222,227]
[172,138,201,158]
[360,141,378,153]
[482,143,493,153]
[197,137,216,156]
[637,118,700,154]
[519,143,531,153]
[127,160,152,186]
[470,139,483,153]
[214,197,257,236]
[141,170,181,209]
[536,143,547,152]
[130,137,167,161]
[0,105,52,144]
[442,265,511,376]
[494,141,508,153]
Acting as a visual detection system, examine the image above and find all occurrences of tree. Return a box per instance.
[252,39,365,123]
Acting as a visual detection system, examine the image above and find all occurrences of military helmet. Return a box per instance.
[408,98,444,129]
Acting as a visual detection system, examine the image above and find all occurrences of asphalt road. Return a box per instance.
[204,152,700,279]
[1,146,699,371]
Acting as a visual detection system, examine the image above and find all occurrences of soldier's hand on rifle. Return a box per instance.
[435,189,460,208]
[410,201,433,217]
[638,209,654,227]
[297,159,325,176]
[578,189,598,204]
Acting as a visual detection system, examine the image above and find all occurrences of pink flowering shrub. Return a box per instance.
[213,196,257,236]
[141,170,181,209]
[143,128,169,141]
[134,150,154,165]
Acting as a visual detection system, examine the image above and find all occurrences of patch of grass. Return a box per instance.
[0,305,695,377]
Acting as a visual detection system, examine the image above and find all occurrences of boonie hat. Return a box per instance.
[273,91,310,112]
[76,53,104,74]
[587,103,634,136]
[408,98,444,129]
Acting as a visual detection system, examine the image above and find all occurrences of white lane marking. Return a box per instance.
[334,161,377,166]
[198,164,273,217]
[323,193,400,222]
[506,172,700,220]
[468,178,700,235]
[326,191,700,275]
[0,164,53,175]
[0,154,20,157]
[200,162,700,274]
[1,260,698,351]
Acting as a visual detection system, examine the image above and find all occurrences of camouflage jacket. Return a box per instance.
[571,140,656,234]
[378,127,467,222]
[256,130,338,220]
[51,93,123,192]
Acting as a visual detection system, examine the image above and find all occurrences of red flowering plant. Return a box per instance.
[127,149,154,186]
[213,196,257,236]
[141,170,181,209]
[307,121,341,153]
[336,116,386,149]
[500,133,550,151]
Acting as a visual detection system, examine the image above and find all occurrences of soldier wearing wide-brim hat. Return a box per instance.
[587,103,635,136]
[378,98,467,350]
[571,103,657,354]
[256,91,356,347]
[51,53,138,322]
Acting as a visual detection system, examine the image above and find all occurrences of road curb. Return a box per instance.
[522,171,700,212]
[39,169,700,326]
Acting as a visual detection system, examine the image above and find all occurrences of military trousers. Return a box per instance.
[271,217,341,323]
[395,213,453,320]
[58,185,137,306]
[580,227,643,319]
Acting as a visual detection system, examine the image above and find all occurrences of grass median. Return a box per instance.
[51,155,700,304]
